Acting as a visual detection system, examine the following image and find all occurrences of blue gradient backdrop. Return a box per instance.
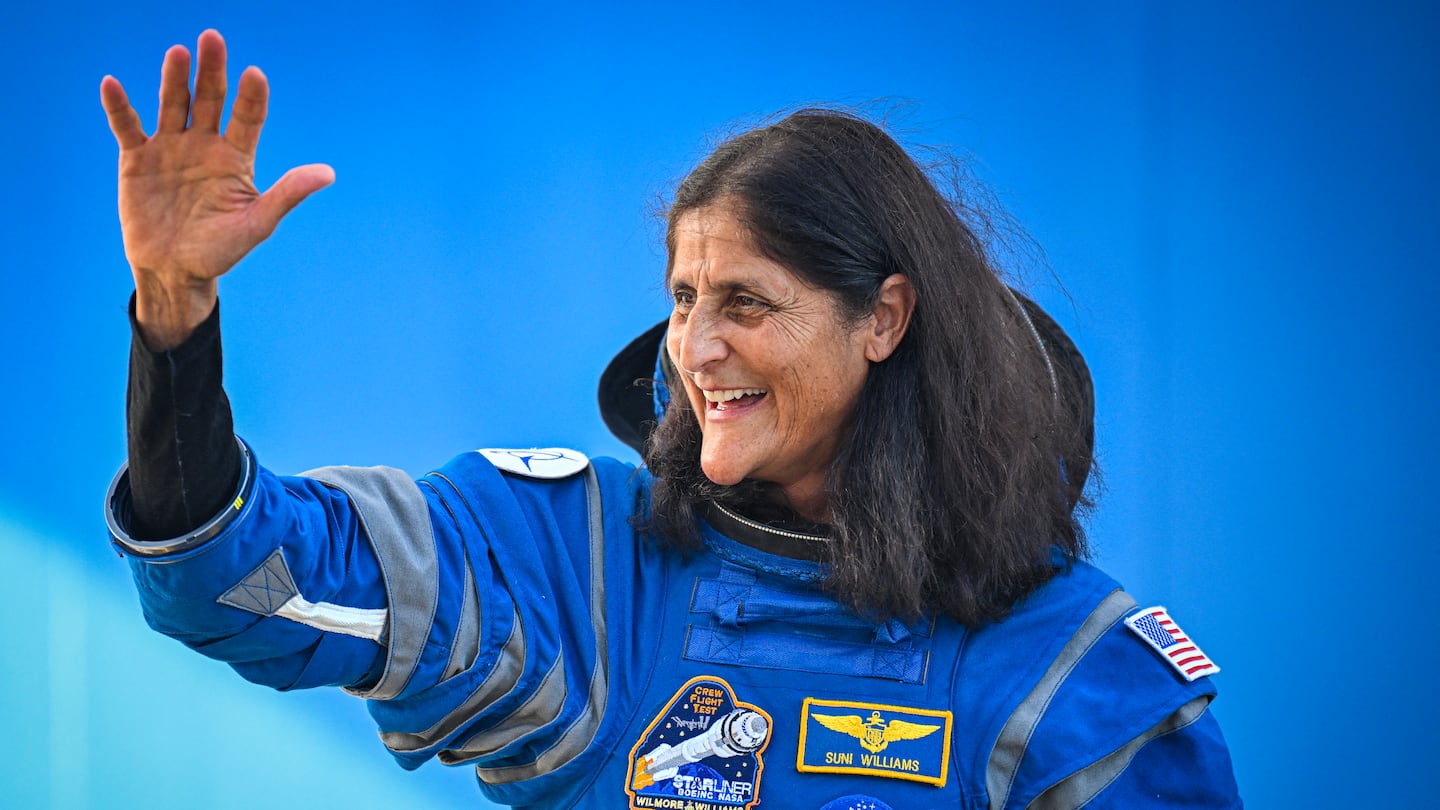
[3,2,1435,807]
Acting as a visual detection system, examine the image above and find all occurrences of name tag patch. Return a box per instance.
[797,698,951,787]
[625,676,773,810]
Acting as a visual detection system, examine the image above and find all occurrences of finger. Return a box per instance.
[156,43,192,132]
[100,76,147,150]
[225,66,269,156]
[190,29,228,133]
[251,163,336,239]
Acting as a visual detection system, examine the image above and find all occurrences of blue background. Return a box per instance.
[3,1,1436,807]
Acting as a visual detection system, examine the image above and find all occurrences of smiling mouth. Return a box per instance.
[703,388,768,411]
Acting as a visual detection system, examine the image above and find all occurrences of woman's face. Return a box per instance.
[665,206,875,520]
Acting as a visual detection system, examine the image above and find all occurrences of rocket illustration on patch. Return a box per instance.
[625,676,772,810]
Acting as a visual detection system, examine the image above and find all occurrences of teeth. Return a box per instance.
[703,388,767,404]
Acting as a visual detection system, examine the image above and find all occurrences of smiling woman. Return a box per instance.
[102,30,1241,810]
[663,205,905,518]
[642,111,1092,626]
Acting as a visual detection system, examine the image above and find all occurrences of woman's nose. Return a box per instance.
[675,307,729,374]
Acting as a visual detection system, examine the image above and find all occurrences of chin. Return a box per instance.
[700,466,747,487]
[699,453,749,487]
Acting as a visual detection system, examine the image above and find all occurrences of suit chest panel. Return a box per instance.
[604,557,984,810]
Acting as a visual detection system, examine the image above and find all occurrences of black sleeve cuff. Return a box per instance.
[125,294,241,539]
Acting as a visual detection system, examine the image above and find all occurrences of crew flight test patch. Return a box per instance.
[625,676,772,810]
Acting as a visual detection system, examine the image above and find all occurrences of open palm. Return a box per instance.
[101,29,332,345]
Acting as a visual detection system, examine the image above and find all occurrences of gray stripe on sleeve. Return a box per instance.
[1025,696,1212,810]
[301,465,438,702]
[380,606,527,753]
[987,588,1136,810]
[474,466,611,783]
[443,561,482,681]
[441,651,569,763]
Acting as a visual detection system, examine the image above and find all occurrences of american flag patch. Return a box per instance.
[1124,606,1220,682]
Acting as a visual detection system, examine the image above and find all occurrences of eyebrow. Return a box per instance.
[668,271,775,295]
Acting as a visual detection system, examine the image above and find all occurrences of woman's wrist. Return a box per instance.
[132,272,219,350]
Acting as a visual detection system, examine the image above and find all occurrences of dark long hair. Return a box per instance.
[645,109,1094,626]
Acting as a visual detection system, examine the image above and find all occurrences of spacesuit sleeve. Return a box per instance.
[1035,705,1242,809]
[982,588,1243,809]
[106,430,626,792]
[108,295,386,689]
[107,442,400,691]
[108,293,625,796]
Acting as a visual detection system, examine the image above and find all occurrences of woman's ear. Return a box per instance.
[864,274,916,363]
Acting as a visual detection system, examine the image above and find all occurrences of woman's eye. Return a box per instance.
[671,290,695,312]
[733,295,765,311]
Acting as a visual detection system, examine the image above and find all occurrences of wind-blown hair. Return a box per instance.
[645,109,1094,626]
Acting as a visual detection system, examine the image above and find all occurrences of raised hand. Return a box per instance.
[101,29,334,348]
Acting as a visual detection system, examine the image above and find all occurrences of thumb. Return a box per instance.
[251,163,336,238]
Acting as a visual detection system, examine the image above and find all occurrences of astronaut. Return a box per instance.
[101,30,1242,809]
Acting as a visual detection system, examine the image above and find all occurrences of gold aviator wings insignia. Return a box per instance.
[812,713,941,753]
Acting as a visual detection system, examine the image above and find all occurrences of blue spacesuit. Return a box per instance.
[106,435,1241,809]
